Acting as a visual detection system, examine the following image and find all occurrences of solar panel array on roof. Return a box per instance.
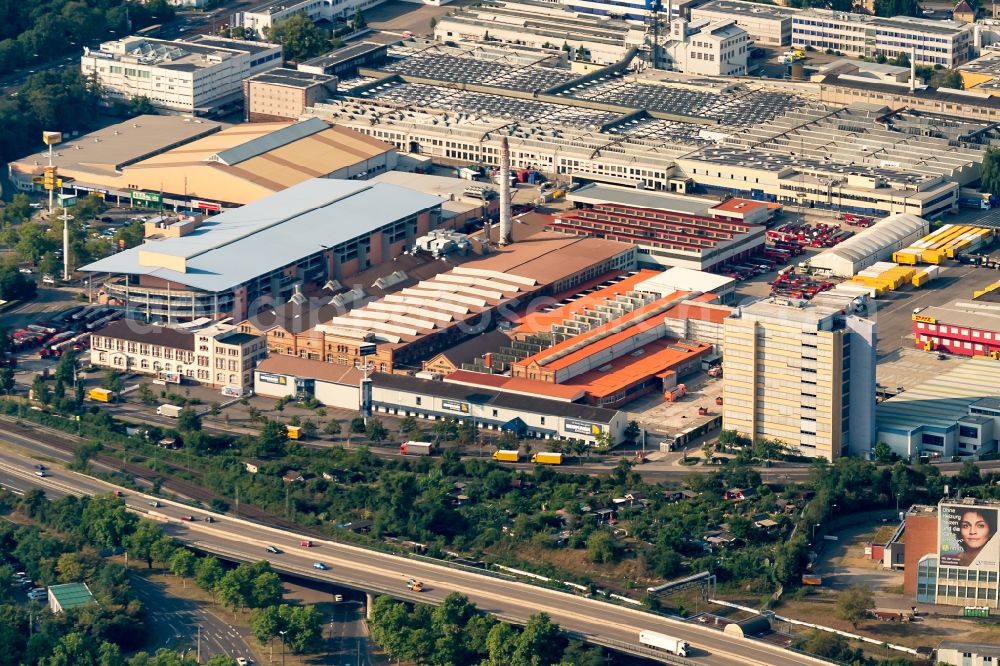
[558,75,807,126]
[381,51,576,93]
[358,82,621,129]
[212,117,329,166]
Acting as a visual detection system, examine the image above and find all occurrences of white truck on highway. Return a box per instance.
[157,404,182,418]
[639,630,689,657]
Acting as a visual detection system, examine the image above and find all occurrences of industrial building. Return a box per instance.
[240,232,636,373]
[90,320,267,389]
[912,298,1000,358]
[369,372,628,445]
[792,10,974,67]
[433,1,645,66]
[81,35,283,115]
[904,498,1000,610]
[253,355,362,408]
[662,18,750,76]
[243,68,338,122]
[9,117,397,209]
[298,42,390,77]
[809,213,930,277]
[554,184,767,271]
[81,178,446,322]
[235,0,400,41]
[876,357,1000,458]
[690,0,798,46]
[722,299,877,461]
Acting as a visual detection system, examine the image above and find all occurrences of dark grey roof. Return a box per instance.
[300,42,387,69]
[216,331,260,345]
[371,373,619,423]
[93,320,195,351]
[938,641,1000,656]
[185,35,274,55]
[249,67,335,88]
[971,397,1000,411]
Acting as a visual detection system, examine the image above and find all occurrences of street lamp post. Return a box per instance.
[279,629,287,666]
[811,523,820,543]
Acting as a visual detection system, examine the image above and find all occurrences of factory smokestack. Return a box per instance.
[910,46,916,93]
[499,136,513,246]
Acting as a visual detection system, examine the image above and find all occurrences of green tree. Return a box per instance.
[929,68,963,89]
[366,417,388,442]
[352,7,366,28]
[254,420,288,458]
[586,530,620,564]
[1,366,17,394]
[176,407,201,433]
[250,605,281,643]
[268,14,330,61]
[873,441,893,463]
[836,585,874,629]
[195,556,224,593]
[623,420,641,441]
[103,370,124,401]
[400,416,421,438]
[350,417,366,434]
[982,147,1000,195]
[300,419,317,439]
[168,548,196,585]
[324,419,342,436]
[514,612,564,666]
[125,519,164,569]
[82,494,138,549]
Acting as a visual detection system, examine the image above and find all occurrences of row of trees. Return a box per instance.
[369,593,603,666]
[0,0,172,77]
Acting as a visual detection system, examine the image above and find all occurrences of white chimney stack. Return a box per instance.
[910,46,916,93]
[499,136,513,246]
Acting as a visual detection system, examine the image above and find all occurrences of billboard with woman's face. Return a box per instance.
[940,504,1000,569]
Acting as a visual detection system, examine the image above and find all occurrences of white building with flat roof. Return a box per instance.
[81,35,282,115]
[793,10,973,67]
[691,0,799,47]
[664,18,749,76]
[235,0,404,41]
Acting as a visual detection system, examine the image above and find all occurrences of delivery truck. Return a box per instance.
[531,452,563,465]
[157,404,182,418]
[87,388,113,403]
[492,449,520,463]
[400,441,434,456]
[638,630,689,657]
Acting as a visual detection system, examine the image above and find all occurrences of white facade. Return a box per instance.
[691,0,798,47]
[809,213,930,277]
[793,10,973,67]
[237,0,392,40]
[664,18,749,76]
[81,36,283,115]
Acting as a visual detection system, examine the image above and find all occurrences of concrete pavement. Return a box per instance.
[0,428,832,666]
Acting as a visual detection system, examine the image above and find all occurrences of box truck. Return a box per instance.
[492,449,520,463]
[638,630,689,657]
[157,404,182,418]
[87,388,113,403]
[400,441,434,456]
[531,452,563,465]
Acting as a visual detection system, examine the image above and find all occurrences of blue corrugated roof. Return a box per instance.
[81,179,444,293]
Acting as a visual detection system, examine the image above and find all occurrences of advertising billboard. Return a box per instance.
[258,373,287,385]
[940,503,1000,569]
[564,419,602,437]
[441,399,470,414]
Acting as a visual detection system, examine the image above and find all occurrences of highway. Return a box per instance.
[0,430,831,666]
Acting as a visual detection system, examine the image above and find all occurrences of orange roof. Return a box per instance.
[512,269,662,335]
[664,301,732,325]
[516,293,694,373]
[444,370,586,402]
[567,339,710,398]
[711,198,769,213]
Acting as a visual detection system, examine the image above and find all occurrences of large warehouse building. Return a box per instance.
[876,357,1000,459]
[81,179,445,322]
[809,213,931,277]
[8,117,398,209]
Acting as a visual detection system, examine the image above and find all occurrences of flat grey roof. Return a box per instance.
[694,0,799,20]
[938,641,1000,656]
[246,0,308,15]
[877,357,1000,432]
[81,179,444,293]
[568,183,715,215]
[300,42,387,69]
[249,67,335,87]
[8,115,224,176]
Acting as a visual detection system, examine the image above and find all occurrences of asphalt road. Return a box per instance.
[131,575,256,663]
[0,429,831,666]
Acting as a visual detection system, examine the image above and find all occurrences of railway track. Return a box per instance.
[2,418,326,537]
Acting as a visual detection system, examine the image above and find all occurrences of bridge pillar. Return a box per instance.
[366,592,375,619]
